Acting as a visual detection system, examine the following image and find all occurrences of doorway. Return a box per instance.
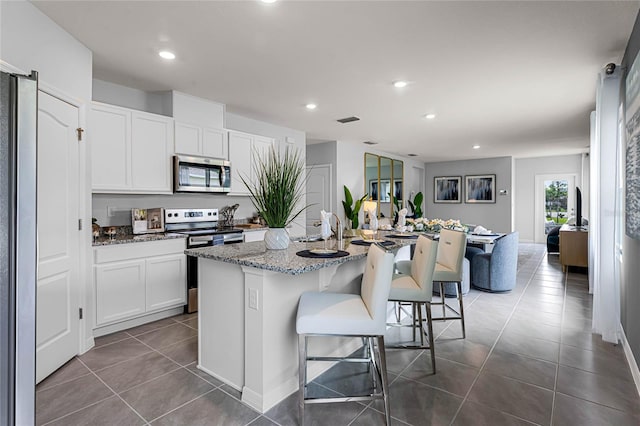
[305,164,332,236]
[534,174,576,243]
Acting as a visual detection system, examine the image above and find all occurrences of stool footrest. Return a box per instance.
[306,356,370,363]
[303,394,384,405]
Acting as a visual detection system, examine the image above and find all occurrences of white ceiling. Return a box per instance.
[33,1,639,162]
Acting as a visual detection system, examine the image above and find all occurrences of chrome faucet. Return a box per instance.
[332,213,343,243]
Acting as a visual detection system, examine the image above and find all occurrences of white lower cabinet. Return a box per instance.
[95,260,146,325]
[94,239,186,327]
[146,254,186,311]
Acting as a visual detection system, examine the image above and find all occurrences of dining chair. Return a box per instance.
[296,244,394,425]
[431,229,467,338]
[387,235,439,371]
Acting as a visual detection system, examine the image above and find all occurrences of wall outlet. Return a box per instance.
[249,288,259,310]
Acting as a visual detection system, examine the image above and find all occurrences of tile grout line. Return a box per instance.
[549,266,569,426]
[147,388,219,424]
[39,357,151,426]
[77,357,153,425]
[448,246,549,425]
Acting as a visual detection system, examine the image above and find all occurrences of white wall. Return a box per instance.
[425,157,513,233]
[1,0,94,351]
[514,154,584,241]
[0,1,92,102]
[93,79,171,116]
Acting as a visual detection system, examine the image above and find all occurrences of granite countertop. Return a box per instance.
[184,237,414,276]
[92,233,187,247]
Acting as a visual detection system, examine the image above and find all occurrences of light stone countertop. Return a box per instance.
[185,236,414,276]
[92,233,187,247]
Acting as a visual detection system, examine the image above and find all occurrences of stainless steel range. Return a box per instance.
[165,208,244,313]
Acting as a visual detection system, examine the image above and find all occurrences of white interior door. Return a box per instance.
[305,164,331,236]
[36,91,80,383]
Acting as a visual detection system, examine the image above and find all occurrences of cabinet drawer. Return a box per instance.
[94,238,186,264]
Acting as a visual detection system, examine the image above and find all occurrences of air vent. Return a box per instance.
[363,141,378,145]
[336,116,360,124]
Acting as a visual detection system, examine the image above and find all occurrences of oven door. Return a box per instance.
[174,155,231,193]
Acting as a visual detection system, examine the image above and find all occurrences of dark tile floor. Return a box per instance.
[36,244,640,425]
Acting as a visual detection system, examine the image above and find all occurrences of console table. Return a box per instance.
[559,224,588,271]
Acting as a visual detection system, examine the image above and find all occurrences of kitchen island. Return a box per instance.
[185,238,409,413]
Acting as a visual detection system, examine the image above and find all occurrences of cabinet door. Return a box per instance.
[175,122,201,155]
[228,131,253,195]
[252,136,274,183]
[95,260,146,325]
[202,127,228,159]
[91,104,131,191]
[131,111,173,193]
[145,254,186,312]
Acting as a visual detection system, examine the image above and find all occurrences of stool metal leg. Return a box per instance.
[440,282,446,316]
[417,302,425,347]
[457,282,466,338]
[298,335,306,426]
[425,303,436,373]
[376,336,391,426]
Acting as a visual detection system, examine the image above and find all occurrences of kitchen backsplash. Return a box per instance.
[92,193,258,227]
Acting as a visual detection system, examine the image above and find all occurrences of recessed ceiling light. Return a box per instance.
[393,81,408,88]
[424,113,436,120]
[158,51,175,60]
[473,145,481,149]
[261,0,277,3]
[305,103,317,110]
[363,141,378,145]
[407,154,418,157]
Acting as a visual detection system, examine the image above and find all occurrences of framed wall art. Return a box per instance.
[434,176,461,203]
[465,174,496,203]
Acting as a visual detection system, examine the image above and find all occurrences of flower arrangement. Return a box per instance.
[406,217,468,233]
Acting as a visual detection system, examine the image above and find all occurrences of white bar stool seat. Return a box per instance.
[431,229,468,338]
[296,244,394,426]
[387,236,438,371]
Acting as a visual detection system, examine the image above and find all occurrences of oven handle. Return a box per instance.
[189,235,214,246]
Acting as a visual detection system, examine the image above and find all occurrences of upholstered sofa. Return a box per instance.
[471,232,519,292]
[547,225,561,253]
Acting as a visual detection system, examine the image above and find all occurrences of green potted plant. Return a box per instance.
[241,146,307,249]
[342,185,367,236]
[408,192,424,218]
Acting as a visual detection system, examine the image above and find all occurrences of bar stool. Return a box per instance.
[296,244,395,426]
[431,229,467,338]
[387,236,439,371]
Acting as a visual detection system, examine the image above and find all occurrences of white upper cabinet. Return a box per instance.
[174,122,201,155]
[172,92,228,159]
[202,127,228,158]
[228,130,275,196]
[228,131,253,195]
[131,111,173,192]
[91,102,174,194]
[91,103,131,191]
[174,121,228,159]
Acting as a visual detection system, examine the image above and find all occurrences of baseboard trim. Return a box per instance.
[619,324,640,397]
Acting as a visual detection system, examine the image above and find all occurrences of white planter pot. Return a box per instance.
[264,228,290,250]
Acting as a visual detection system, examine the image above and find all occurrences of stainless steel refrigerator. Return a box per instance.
[1,70,38,425]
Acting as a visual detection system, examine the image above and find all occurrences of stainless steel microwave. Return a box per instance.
[174,155,231,193]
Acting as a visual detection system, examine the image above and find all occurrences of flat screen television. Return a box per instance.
[576,186,582,228]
